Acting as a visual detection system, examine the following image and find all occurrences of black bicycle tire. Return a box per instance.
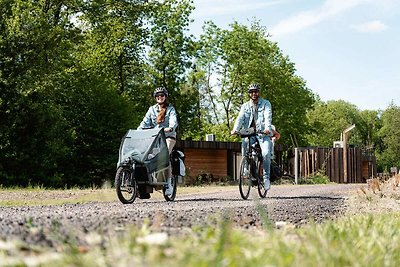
[115,167,137,204]
[257,160,268,198]
[163,174,178,201]
[239,157,252,199]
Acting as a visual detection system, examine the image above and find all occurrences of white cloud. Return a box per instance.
[270,0,370,37]
[351,20,388,32]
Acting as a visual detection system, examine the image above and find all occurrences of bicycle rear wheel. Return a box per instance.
[239,157,252,199]
[257,160,268,198]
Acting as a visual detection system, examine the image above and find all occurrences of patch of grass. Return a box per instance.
[1,213,399,267]
[299,171,330,184]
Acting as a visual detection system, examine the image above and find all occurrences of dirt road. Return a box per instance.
[0,184,363,247]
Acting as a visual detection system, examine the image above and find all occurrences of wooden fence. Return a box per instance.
[175,140,375,184]
[283,147,376,183]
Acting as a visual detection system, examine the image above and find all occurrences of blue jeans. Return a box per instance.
[241,135,272,180]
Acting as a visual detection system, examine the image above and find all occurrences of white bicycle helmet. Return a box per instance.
[247,83,260,92]
[153,87,168,97]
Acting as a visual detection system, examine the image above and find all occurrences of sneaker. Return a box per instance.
[263,178,271,191]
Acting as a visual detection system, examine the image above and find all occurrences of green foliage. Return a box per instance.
[377,103,400,171]
[195,20,315,145]
[306,100,362,147]
[0,0,84,186]
[1,213,400,266]
[0,0,141,187]
[1,0,397,186]
[147,0,199,136]
[299,170,330,184]
[358,109,383,149]
[53,70,134,187]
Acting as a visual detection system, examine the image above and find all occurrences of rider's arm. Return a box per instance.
[137,106,154,129]
[262,100,273,136]
[165,106,178,133]
[232,104,246,134]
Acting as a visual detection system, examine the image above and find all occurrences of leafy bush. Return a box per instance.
[299,170,330,184]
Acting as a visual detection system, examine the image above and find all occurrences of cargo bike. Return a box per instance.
[115,127,185,204]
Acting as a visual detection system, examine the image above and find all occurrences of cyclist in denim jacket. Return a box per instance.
[231,84,274,191]
[138,87,178,194]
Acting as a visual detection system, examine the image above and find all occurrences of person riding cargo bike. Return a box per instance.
[231,83,275,195]
[114,86,184,204]
[137,87,178,197]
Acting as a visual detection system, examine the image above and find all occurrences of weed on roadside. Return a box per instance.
[1,212,400,267]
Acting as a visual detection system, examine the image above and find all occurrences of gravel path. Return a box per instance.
[0,184,363,248]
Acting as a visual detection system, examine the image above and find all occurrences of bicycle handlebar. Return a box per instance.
[232,128,267,138]
[139,126,172,132]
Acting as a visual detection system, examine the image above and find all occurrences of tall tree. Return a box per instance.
[0,0,146,187]
[182,21,223,140]
[195,21,315,143]
[146,0,198,136]
[0,0,84,186]
[377,103,400,171]
[306,100,363,147]
[358,109,383,149]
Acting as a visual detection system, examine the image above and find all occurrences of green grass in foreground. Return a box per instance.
[1,212,399,267]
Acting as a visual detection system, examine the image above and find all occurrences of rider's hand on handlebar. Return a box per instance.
[263,129,270,135]
[164,127,172,133]
[272,129,281,140]
[230,129,238,135]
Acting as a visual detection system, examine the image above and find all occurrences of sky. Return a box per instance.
[189,0,400,111]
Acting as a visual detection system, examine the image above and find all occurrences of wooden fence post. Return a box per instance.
[343,124,355,183]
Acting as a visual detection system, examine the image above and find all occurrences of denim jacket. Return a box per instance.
[138,104,178,138]
[232,98,273,136]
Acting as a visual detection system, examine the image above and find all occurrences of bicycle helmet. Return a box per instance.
[247,83,260,92]
[153,87,168,97]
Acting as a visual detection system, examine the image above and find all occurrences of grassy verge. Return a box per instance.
[1,212,399,267]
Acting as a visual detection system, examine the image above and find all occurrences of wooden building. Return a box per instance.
[175,140,240,184]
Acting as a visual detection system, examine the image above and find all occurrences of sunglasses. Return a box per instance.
[155,94,166,98]
[248,90,259,94]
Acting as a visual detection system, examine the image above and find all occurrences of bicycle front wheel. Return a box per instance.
[115,167,137,204]
[239,157,252,199]
[257,160,268,198]
[163,175,177,201]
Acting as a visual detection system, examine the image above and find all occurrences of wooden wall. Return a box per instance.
[183,149,228,181]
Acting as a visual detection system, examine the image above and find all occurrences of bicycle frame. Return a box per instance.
[243,135,261,180]
[238,128,268,199]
